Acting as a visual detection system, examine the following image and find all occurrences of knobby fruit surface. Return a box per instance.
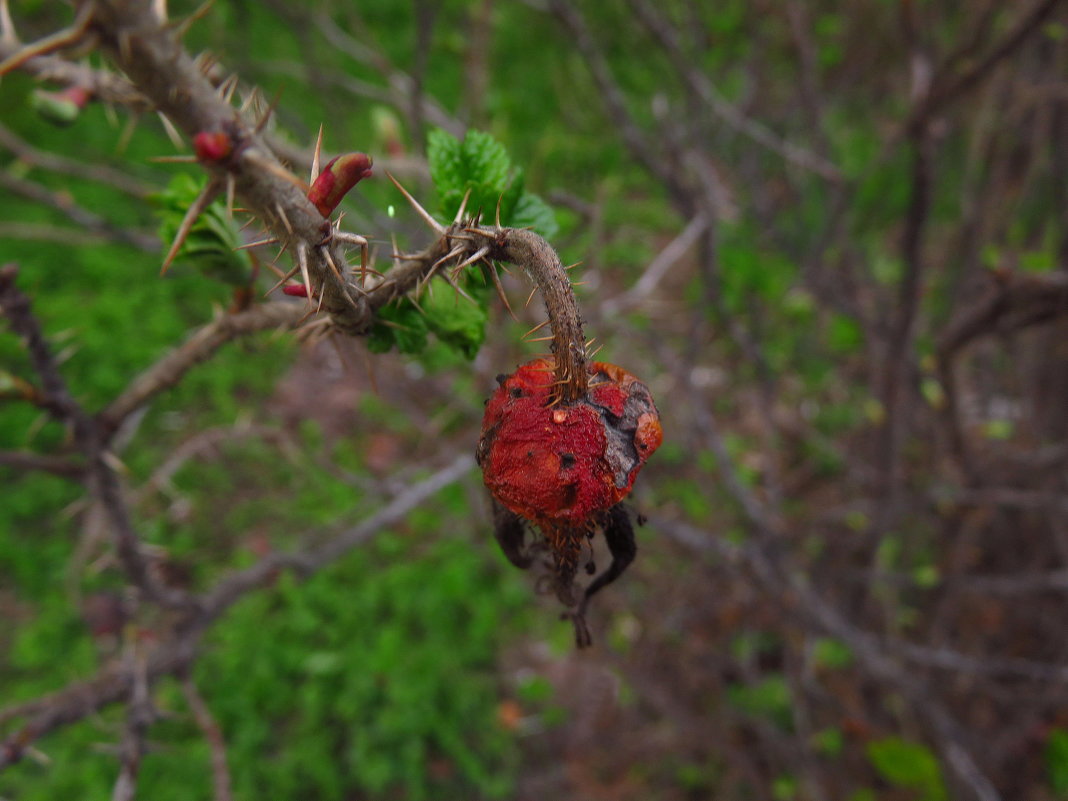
[478,358,662,531]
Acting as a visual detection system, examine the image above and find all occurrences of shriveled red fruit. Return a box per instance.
[477,357,662,531]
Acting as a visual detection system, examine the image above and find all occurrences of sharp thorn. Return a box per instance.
[431,246,466,272]
[523,320,550,338]
[172,0,216,38]
[263,259,292,281]
[217,72,239,104]
[193,51,218,76]
[454,187,472,224]
[234,237,279,251]
[495,194,503,228]
[439,270,477,305]
[161,178,222,275]
[264,265,300,296]
[255,88,283,133]
[242,150,310,192]
[524,285,539,308]
[274,201,294,235]
[296,242,313,304]
[452,246,491,272]
[225,174,235,218]
[488,261,517,321]
[386,171,444,235]
[311,123,324,184]
[239,85,261,115]
[462,227,497,239]
[158,113,186,150]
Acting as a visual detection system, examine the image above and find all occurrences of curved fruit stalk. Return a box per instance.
[465,227,662,645]
[478,353,662,646]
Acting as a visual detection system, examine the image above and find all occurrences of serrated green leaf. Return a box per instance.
[498,167,525,224]
[461,130,510,194]
[866,737,946,801]
[511,191,559,239]
[153,174,251,285]
[1045,728,1068,794]
[421,278,488,360]
[427,128,464,203]
[367,300,428,355]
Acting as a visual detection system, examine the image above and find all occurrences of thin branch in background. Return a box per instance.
[541,0,689,209]
[0,171,157,251]
[599,212,708,315]
[98,301,304,435]
[625,0,841,181]
[0,449,84,480]
[0,454,475,769]
[873,126,934,507]
[0,265,190,610]
[0,122,154,197]
[658,343,1005,799]
[111,643,153,801]
[408,0,437,154]
[914,0,1063,124]
[313,12,464,137]
[180,677,232,801]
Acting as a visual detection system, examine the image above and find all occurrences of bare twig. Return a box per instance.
[0,170,157,251]
[0,449,84,479]
[625,0,841,181]
[180,677,232,801]
[98,301,303,434]
[0,265,189,610]
[111,643,153,801]
[0,454,475,769]
[0,122,154,196]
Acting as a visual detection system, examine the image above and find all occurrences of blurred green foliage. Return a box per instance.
[1047,728,1068,797]
[866,737,947,801]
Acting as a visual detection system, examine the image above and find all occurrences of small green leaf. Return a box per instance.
[153,174,251,286]
[512,191,559,239]
[982,419,1014,440]
[866,737,946,801]
[727,675,793,730]
[812,638,854,670]
[421,279,488,360]
[1045,728,1068,794]
[427,128,465,202]
[812,727,844,757]
[367,300,428,354]
[461,130,511,196]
